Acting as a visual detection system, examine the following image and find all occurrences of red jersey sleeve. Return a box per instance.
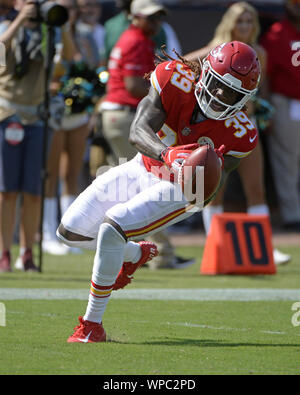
[150,60,196,112]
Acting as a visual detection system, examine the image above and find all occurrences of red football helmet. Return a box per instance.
[195,41,261,120]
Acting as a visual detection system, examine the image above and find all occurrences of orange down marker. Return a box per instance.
[200,213,276,275]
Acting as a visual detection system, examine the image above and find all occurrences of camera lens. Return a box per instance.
[41,3,69,26]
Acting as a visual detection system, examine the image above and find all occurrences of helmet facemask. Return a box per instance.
[195,59,258,120]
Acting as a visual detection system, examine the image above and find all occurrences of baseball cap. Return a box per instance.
[130,0,167,17]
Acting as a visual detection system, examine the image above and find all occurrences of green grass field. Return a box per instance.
[0,244,300,375]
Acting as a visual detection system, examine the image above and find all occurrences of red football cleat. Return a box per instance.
[113,241,158,290]
[67,316,106,343]
[0,250,11,273]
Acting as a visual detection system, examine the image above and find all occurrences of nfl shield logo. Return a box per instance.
[197,136,215,148]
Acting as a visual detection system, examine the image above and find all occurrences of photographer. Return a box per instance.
[42,0,107,256]
[0,0,72,272]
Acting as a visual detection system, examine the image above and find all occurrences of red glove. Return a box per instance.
[160,144,200,172]
[214,144,226,169]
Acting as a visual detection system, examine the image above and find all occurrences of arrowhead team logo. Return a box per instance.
[210,43,226,59]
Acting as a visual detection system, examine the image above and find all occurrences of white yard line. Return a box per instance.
[1,288,300,301]
[131,320,300,338]
[3,290,300,339]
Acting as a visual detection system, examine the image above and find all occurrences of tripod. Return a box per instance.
[38,25,56,273]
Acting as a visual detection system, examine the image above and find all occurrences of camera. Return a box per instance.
[31,0,69,26]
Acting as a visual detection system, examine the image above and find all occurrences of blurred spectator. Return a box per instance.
[103,0,182,65]
[76,0,105,67]
[0,0,73,272]
[100,0,194,269]
[42,0,106,255]
[102,0,132,63]
[101,0,165,163]
[90,0,182,180]
[185,1,291,265]
[0,0,16,20]
[261,0,300,233]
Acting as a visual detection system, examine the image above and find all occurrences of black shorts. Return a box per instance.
[0,116,45,195]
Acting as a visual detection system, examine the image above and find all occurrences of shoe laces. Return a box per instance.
[122,262,135,276]
[73,316,86,334]
[73,316,102,335]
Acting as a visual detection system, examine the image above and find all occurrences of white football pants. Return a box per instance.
[60,154,200,242]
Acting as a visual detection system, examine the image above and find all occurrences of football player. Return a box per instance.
[57,41,261,342]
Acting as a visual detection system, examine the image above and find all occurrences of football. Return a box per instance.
[178,144,222,204]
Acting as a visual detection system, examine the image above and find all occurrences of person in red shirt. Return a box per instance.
[261,0,300,232]
[100,0,165,161]
[56,41,261,342]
